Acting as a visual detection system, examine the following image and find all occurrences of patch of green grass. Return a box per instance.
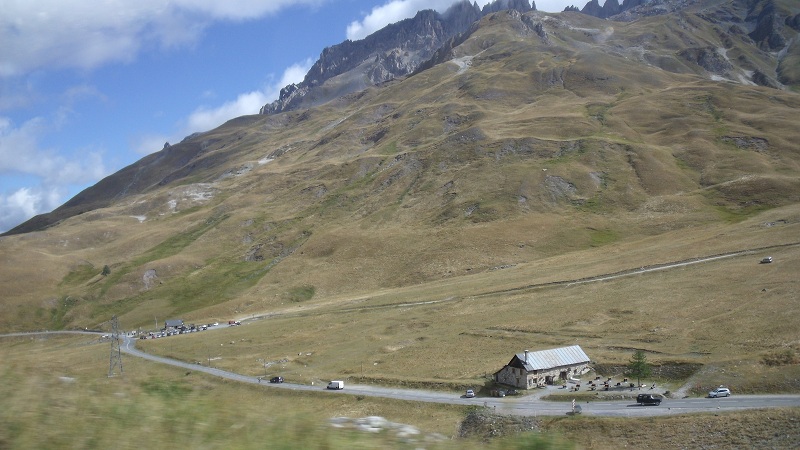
[379,140,399,155]
[713,204,773,223]
[586,103,612,126]
[48,295,81,330]
[86,255,275,321]
[699,94,723,122]
[140,379,193,399]
[59,263,98,287]
[132,214,230,266]
[588,228,618,247]
[286,285,316,302]
[575,195,603,213]
[95,213,230,299]
[397,174,422,204]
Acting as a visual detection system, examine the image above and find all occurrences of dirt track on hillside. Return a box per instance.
[243,240,800,322]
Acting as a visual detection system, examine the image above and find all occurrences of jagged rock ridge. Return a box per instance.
[259,0,534,115]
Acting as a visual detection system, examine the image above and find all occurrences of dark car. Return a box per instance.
[269,376,284,383]
[636,393,662,405]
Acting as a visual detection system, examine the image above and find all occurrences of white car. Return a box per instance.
[708,387,731,398]
[465,389,475,398]
[327,380,344,390]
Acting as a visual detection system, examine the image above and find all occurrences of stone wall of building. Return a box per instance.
[495,363,591,389]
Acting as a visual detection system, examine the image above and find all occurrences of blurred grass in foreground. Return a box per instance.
[0,334,574,449]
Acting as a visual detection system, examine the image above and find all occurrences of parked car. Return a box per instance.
[490,389,506,397]
[760,257,773,264]
[636,393,662,406]
[506,389,519,396]
[269,376,284,383]
[708,386,731,398]
[465,389,476,398]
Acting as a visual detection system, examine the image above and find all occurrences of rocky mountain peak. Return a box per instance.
[260,0,533,115]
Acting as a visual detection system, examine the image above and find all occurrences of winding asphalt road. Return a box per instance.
[119,335,800,417]
[5,242,800,417]
[4,330,798,417]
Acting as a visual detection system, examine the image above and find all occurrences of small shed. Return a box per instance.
[494,345,591,389]
[164,319,184,329]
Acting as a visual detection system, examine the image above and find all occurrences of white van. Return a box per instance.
[327,380,344,390]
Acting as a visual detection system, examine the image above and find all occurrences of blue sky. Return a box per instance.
[0,0,579,233]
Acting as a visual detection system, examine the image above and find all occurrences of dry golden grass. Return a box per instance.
[0,334,482,448]
[3,333,799,449]
[542,408,800,449]
[134,204,800,395]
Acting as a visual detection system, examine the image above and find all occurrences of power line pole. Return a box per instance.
[108,315,123,377]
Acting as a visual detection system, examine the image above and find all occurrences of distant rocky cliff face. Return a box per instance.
[260,0,534,115]
[570,0,796,49]
[566,0,798,88]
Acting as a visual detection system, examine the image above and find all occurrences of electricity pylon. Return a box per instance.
[108,315,123,377]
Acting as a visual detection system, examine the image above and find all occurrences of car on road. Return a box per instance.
[708,387,731,398]
[327,380,344,390]
[636,393,662,405]
[269,376,284,383]
[465,389,476,398]
[760,257,773,264]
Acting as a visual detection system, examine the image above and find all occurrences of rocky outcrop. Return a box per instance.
[579,0,621,18]
[260,0,534,115]
[747,0,786,50]
[415,8,549,75]
[678,47,733,75]
[482,0,535,15]
[787,13,800,32]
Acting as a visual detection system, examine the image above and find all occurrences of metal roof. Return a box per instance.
[518,345,590,371]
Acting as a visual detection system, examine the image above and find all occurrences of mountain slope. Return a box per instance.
[0,1,798,333]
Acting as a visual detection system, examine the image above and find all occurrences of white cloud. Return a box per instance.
[275,60,315,93]
[0,188,40,232]
[133,59,313,156]
[0,0,327,77]
[0,113,109,231]
[185,91,271,133]
[172,0,327,20]
[0,115,106,184]
[0,186,65,233]
[347,0,462,41]
[345,0,574,41]
[184,58,313,133]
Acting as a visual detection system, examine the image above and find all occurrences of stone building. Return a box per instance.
[494,345,591,389]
